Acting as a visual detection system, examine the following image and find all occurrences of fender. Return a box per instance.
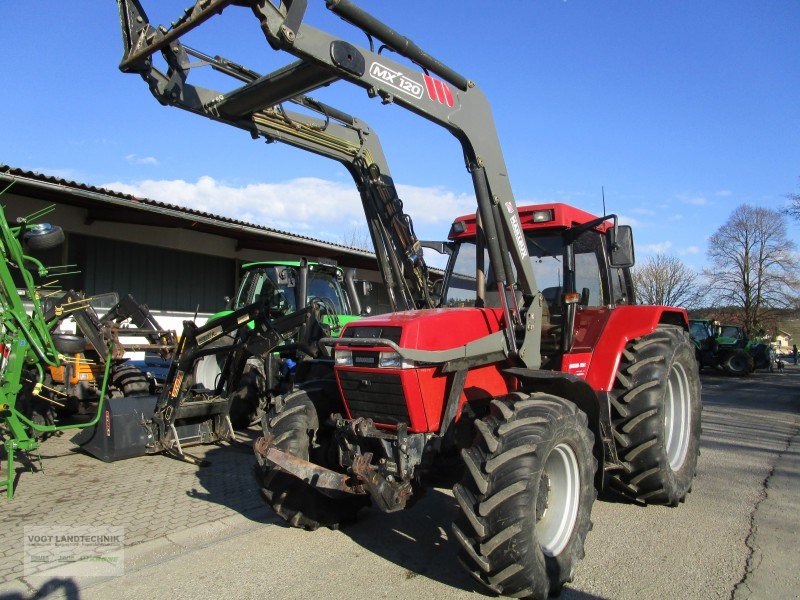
[505,367,606,488]
[584,305,688,392]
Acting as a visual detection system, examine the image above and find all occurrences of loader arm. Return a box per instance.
[116,0,543,368]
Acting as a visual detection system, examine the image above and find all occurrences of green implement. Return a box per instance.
[0,191,113,498]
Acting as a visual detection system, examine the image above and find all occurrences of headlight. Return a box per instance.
[334,349,353,366]
[378,351,414,369]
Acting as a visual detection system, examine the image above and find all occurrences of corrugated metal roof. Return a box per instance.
[0,165,445,276]
[0,165,374,257]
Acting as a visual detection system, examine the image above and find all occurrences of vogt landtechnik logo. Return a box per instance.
[24,526,125,577]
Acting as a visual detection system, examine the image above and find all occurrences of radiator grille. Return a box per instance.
[338,369,409,425]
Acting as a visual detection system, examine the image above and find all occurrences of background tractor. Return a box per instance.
[193,259,364,427]
[689,318,771,375]
[116,2,702,597]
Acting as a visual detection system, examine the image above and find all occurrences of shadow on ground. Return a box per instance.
[186,428,276,524]
[2,578,80,599]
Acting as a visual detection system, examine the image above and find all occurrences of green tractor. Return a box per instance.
[689,319,770,376]
[716,323,772,371]
[194,259,365,427]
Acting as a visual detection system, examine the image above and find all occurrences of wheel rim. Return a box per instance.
[536,443,580,557]
[729,355,747,373]
[664,362,692,471]
[193,355,222,391]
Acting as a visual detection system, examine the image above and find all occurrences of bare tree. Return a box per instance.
[339,224,373,251]
[704,204,799,336]
[633,254,705,309]
[786,178,800,220]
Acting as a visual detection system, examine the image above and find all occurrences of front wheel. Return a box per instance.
[255,389,367,530]
[610,325,702,505]
[453,393,596,599]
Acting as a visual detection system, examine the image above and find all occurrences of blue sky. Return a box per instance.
[2,1,798,270]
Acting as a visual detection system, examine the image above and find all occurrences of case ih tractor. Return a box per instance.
[116,1,702,597]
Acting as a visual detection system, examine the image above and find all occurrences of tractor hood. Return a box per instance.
[341,308,504,351]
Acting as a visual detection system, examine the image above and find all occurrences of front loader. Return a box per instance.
[194,258,364,428]
[115,2,702,597]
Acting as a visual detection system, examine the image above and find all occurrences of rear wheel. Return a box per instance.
[255,389,367,530]
[610,325,702,505]
[453,393,596,599]
[722,349,753,376]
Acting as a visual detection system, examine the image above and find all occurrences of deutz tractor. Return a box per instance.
[116,2,702,597]
[689,318,764,376]
[717,323,772,371]
[194,259,364,427]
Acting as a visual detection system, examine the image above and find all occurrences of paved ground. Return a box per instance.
[1,367,798,600]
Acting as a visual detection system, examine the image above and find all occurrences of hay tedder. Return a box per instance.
[0,198,108,499]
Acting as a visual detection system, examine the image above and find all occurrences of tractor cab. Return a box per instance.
[232,261,360,332]
[442,203,635,367]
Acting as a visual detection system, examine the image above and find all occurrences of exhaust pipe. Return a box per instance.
[344,268,362,315]
[296,258,308,310]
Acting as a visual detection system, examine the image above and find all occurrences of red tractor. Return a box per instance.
[117,2,701,597]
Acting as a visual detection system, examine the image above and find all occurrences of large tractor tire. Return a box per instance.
[256,389,368,530]
[610,325,702,505]
[722,348,754,376]
[110,363,150,396]
[228,361,264,429]
[453,393,596,599]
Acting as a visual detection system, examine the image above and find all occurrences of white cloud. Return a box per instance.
[629,207,656,216]
[715,190,732,197]
[125,154,159,166]
[678,245,700,255]
[677,194,708,206]
[668,214,684,222]
[101,176,475,244]
[640,241,673,254]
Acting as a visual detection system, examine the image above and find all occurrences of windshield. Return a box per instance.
[720,325,742,339]
[690,321,711,341]
[235,268,283,310]
[444,231,605,308]
[236,267,349,314]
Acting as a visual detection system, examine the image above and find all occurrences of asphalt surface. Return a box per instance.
[4,367,798,600]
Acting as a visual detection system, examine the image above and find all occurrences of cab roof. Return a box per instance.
[448,202,611,241]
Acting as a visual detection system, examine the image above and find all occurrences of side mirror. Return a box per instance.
[607,225,635,268]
